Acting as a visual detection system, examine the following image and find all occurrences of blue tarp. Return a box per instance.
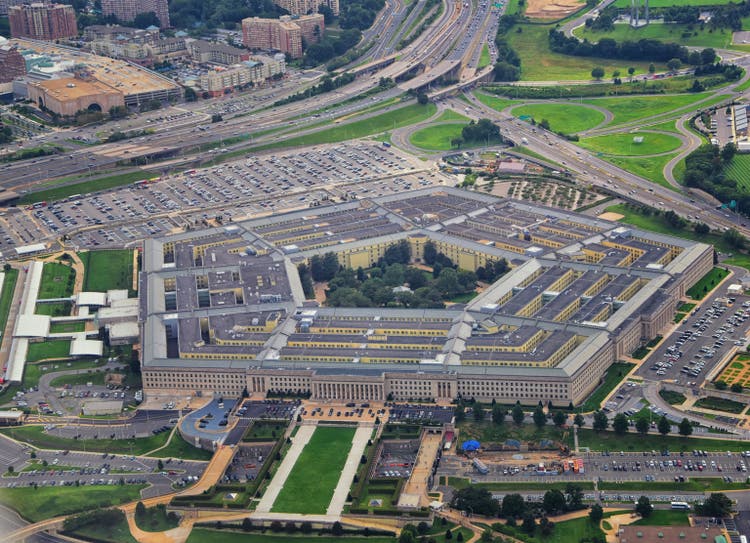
[461,439,481,451]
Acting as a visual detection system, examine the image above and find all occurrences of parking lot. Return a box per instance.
[225,443,275,483]
[374,439,419,479]
[387,404,454,424]
[2,142,440,253]
[636,294,750,385]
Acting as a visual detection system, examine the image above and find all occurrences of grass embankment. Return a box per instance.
[574,22,737,49]
[253,103,437,150]
[578,133,683,156]
[0,484,146,523]
[582,92,729,127]
[598,477,750,493]
[578,362,635,412]
[0,425,170,455]
[18,170,158,205]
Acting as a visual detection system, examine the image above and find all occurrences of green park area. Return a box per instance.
[631,510,690,526]
[135,503,180,532]
[686,268,730,300]
[38,262,75,299]
[409,124,464,151]
[79,250,135,294]
[578,362,635,412]
[578,132,682,156]
[725,154,750,192]
[582,92,717,126]
[271,426,356,514]
[256,103,436,150]
[574,22,737,49]
[694,396,746,414]
[511,103,605,134]
[0,268,18,335]
[18,170,159,206]
[26,340,71,362]
[506,24,664,81]
[493,513,607,543]
[606,154,676,189]
[0,484,145,523]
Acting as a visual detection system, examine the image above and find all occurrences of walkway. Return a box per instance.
[327,425,373,516]
[255,424,316,513]
[399,431,443,508]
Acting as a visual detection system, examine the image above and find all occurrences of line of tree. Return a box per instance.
[549,29,718,66]
[588,409,694,437]
[493,15,522,82]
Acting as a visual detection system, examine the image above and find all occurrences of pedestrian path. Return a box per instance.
[256,424,316,513]
[327,425,372,516]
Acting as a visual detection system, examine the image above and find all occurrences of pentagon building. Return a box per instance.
[140,187,712,405]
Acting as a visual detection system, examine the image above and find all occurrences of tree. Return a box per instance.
[592,410,608,432]
[454,405,465,423]
[612,69,621,80]
[417,522,430,535]
[445,529,453,540]
[157,459,164,471]
[678,417,693,437]
[694,222,710,235]
[697,493,733,517]
[591,66,605,80]
[657,415,671,436]
[492,405,506,425]
[553,410,567,427]
[473,403,485,422]
[331,521,344,536]
[521,513,536,534]
[574,413,585,428]
[635,496,653,518]
[501,493,526,518]
[539,516,554,537]
[715,380,728,390]
[612,413,629,435]
[533,404,546,428]
[566,484,584,510]
[400,525,417,543]
[451,137,464,149]
[300,521,313,534]
[700,47,716,65]
[667,58,682,72]
[494,61,521,81]
[132,11,161,28]
[635,416,650,435]
[542,489,566,515]
[184,86,197,102]
[721,142,737,163]
[589,503,604,523]
[452,486,500,517]
[417,92,429,105]
[627,66,635,79]
[649,63,656,74]
[512,403,525,425]
[731,383,743,393]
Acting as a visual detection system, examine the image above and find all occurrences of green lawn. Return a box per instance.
[49,372,105,388]
[472,91,519,112]
[494,514,605,543]
[49,321,85,334]
[448,477,595,491]
[578,362,635,412]
[18,170,159,206]
[26,340,71,362]
[255,103,437,150]
[437,110,470,122]
[38,262,75,299]
[243,420,287,441]
[725,154,750,192]
[478,43,491,70]
[644,119,680,134]
[694,396,746,414]
[0,484,145,522]
[577,428,750,452]
[582,92,716,126]
[79,250,135,294]
[631,510,690,526]
[68,513,138,543]
[410,123,465,150]
[603,153,677,190]
[0,425,171,455]
[271,426,356,514]
[686,268,731,300]
[578,132,683,156]
[598,477,750,493]
[659,390,687,405]
[574,22,736,49]
[147,431,214,461]
[0,267,18,336]
[511,103,605,133]
[35,302,71,317]
[506,24,665,81]
[135,504,179,532]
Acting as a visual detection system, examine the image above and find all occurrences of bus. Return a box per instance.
[739,535,747,543]
[670,501,690,510]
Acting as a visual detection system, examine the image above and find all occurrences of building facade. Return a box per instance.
[272,0,339,16]
[0,44,27,84]
[100,0,170,28]
[241,14,324,58]
[9,3,78,41]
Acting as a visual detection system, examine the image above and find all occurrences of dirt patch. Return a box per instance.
[598,211,625,221]
[525,0,585,20]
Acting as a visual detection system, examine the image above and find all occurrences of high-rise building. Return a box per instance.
[0,44,27,83]
[9,3,78,41]
[242,14,323,59]
[272,0,339,16]
[100,0,170,29]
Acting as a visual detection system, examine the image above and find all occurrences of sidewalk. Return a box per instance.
[327,425,372,516]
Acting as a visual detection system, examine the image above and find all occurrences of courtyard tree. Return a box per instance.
[592,410,608,432]
[657,415,671,435]
[678,417,693,437]
[635,496,653,518]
